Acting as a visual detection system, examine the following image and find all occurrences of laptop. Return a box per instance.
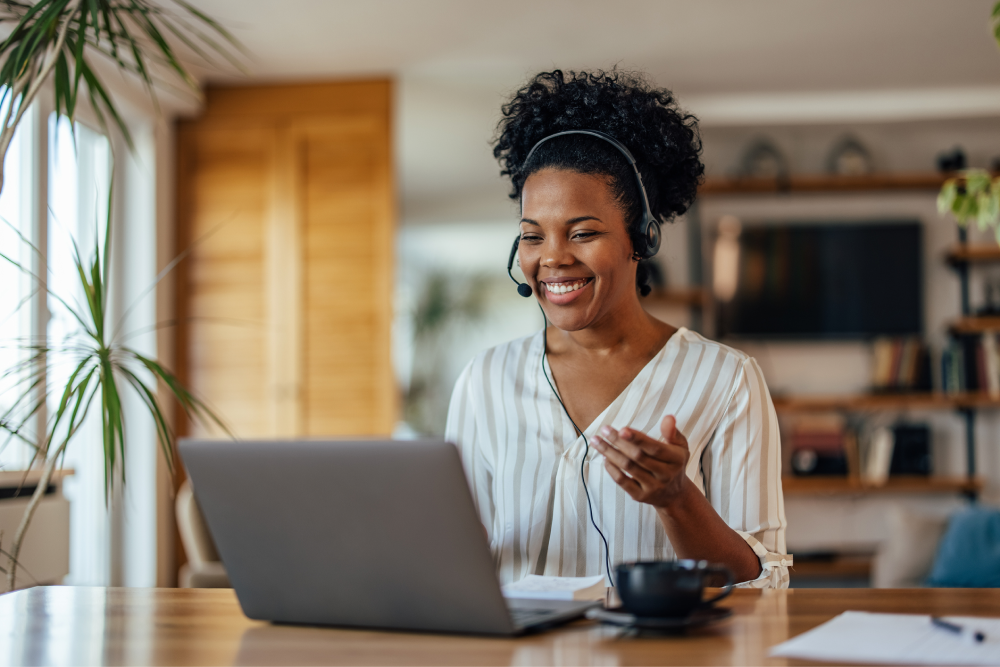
[179,438,601,635]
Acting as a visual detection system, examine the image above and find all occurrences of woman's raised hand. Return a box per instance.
[590,416,689,508]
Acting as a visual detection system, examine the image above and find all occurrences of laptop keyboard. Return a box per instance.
[509,607,560,627]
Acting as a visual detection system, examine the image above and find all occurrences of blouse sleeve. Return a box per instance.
[700,357,792,589]
[444,361,496,535]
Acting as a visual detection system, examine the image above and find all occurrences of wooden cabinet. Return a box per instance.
[175,81,395,438]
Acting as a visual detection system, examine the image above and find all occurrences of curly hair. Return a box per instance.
[493,69,704,294]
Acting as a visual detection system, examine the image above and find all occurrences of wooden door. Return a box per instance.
[174,81,395,439]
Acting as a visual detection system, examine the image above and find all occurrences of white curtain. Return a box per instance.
[0,103,35,472]
[47,113,113,586]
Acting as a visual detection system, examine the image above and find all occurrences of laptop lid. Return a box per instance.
[179,438,518,635]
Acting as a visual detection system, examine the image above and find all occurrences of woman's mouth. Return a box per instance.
[541,278,594,303]
[544,278,590,294]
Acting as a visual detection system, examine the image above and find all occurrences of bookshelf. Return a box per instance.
[694,174,993,500]
[948,316,1000,335]
[946,245,1000,265]
[699,172,947,195]
[782,475,982,496]
[773,392,1000,413]
[789,553,873,586]
[943,232,1000,498]
[645,287,704,308]
[773,392,996,499]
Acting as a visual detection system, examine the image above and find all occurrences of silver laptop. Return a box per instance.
[179,438,600,635]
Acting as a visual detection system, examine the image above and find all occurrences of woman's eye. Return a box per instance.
[573,232,598,240]
[521,234,542,242]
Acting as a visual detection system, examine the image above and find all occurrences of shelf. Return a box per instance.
[949,316,1000,335]
[782,475,982,496]
[644,287,704,308]
[772,392,1000,413]
[790,554,872,578]
[699,172,947,195]
[0,469,74,489]
[946,244,1000,265]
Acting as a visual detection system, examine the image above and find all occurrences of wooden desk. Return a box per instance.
[2,586,999,665]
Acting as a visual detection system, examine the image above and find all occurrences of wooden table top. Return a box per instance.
[2,586,999,666]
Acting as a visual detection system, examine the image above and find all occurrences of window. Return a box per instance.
[0,106,35,472]
[48,113,113,586]
[0,94,159,588]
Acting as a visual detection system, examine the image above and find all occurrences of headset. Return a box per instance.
[506,129,660,586]
[505,129,661,298]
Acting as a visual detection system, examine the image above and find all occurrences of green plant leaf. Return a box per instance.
[937,179,957,216]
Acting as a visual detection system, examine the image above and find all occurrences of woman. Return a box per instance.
[445,70,790,589]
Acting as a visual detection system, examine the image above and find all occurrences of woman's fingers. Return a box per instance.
[612,425,687,466]
[660,415,689,448]
[603,458,643,499]
[592,435,659,487]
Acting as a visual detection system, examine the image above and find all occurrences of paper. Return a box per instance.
[501,574,606,601]
[770,611,1000,665]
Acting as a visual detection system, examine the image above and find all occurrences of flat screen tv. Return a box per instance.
[714,221,923,339]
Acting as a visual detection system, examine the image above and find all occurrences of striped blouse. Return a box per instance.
[445,327,791,589]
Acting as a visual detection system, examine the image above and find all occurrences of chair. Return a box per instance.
[872,506,950,588]
[175,480,230,588]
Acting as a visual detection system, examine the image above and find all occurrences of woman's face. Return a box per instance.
[519,167,638,332]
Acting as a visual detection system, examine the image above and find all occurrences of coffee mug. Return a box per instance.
[615,560,734,617]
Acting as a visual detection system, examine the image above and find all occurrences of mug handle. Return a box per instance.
[700,565,734,607]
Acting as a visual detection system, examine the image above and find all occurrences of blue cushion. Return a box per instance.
[926,506,1000,588]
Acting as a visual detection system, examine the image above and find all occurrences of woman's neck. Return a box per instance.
[547,292,673,359]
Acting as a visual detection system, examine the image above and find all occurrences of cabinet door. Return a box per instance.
[175,82,395,439]
[176,122,273,437]
[295,118,394,435]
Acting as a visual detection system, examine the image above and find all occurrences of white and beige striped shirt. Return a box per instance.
[445,326,791,589]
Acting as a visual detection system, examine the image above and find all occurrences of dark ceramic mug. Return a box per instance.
[615,560,734,617]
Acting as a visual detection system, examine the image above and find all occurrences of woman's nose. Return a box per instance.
[540,237,574,267]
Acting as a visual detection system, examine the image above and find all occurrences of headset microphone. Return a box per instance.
[507,236,533,297]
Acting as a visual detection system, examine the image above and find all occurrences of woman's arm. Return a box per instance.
[445,362,496,539]
[590,417,761,582]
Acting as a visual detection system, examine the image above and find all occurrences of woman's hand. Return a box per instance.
[590,415,689,509]
[592,415,763,582]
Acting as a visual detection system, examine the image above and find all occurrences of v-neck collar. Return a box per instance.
[539,327,686,442]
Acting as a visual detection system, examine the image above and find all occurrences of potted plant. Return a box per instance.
[938,170,1000,244]
[937,3,1000,242]
[0,0,241,591]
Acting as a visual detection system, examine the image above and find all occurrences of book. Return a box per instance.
[844,431,861,481]
[873,338,929,392]
[897,339,917,388]
[863,427,895,486]
[962,337,979,391]
[789,414,848,476]
[942,342,965,394]
[501,574,606,601]
[872,338,894,389]
[983,333,1000,397]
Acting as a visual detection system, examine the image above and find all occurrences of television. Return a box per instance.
[714,221,923,339]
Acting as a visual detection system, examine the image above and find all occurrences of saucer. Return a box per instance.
[586,605,732,631]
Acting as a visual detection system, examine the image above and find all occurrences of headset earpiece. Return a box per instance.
[636,214,661,259]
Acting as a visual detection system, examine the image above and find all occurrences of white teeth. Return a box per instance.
[545,279,589,295]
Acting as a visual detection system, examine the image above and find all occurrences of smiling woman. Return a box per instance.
[445,70,791,589]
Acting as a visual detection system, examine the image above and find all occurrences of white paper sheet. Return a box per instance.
[770,611,1000,665]
[501,574,606,601]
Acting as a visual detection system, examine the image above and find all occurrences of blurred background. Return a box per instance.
[3,0,1000,591]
